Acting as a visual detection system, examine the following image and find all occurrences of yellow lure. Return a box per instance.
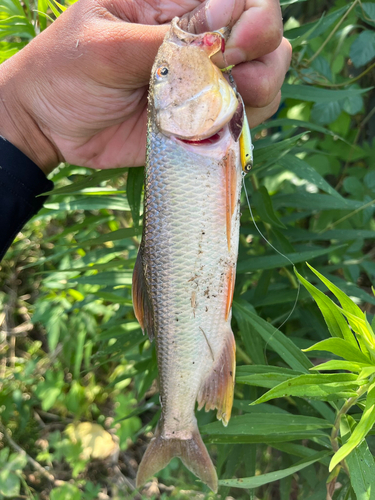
[239,101,253,173]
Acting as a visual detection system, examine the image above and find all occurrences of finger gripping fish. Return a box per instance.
[132,18,243,493]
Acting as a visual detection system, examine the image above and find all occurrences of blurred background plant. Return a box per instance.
[0,0,374,498]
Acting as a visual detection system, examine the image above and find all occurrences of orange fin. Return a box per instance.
[136,421,218,493]
[132,249,154,340]
[197,331,236,426]
[225,265,236,321]
[225,150,238,252]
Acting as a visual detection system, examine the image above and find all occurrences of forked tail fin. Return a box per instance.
[136,422,218,493]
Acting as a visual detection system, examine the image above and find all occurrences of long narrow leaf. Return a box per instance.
[219,451,330,489]
[233,299,312,372]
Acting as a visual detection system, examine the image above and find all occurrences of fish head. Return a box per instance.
[151,18,239,142]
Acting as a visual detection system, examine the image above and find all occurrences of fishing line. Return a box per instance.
[241,173,301,338]
[220,37,300,344]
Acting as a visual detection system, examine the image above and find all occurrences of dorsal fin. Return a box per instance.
[132,248,154,340]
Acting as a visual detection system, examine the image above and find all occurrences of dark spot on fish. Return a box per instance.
[192,361,195,364]
[230,371,233,376]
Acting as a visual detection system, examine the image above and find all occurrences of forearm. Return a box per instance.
[0,137,54,261]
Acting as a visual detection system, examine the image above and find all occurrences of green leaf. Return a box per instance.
[284,6,348,41]
[77,227,141,247]
[51,483,81,500]
[37,0,48,30]
[202,413,331,444]
[335,307,375,356]
[303,338,371,364]
[252,186,285,228]
[273,193,365,211]
[44,196,130,212]
[281,84,372,103]
[0,470,20,498]
[46,0,65,17]
[46,167,128,196]
[255,133,307,167]
[252,373,363,405]
[237,245,343,273]
[253,118,349,143]
[350,30,375,68]
[35,371,64,411]
[232,400,290,415]
[343,93,364,115]
[233,299,312,372]
[343,416,375,500]
[295,268,356,345]
[74,271,133,286]
[306,264,373,353]
[126,167,144,227]
[357,3,375,28]
[219,451,330,489]
[237,365,304,389]
[311,101,343,125]
[277,155,342,198]
[234,304,266,364]
[310,360,368,373]
[330,382,375,471]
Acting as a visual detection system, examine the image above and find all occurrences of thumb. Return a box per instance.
[179,0,244,33]
[113,22,169,83]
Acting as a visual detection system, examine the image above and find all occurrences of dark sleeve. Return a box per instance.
[0,137,54,261]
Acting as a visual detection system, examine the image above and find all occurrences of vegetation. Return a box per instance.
[0,0,374,498]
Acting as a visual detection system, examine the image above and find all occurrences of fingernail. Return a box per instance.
[205,0,236,31]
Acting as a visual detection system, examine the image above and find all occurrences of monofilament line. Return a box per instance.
[242,173,300,332]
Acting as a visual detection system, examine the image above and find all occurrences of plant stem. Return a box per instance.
[0,422,55,483]
[236,345,253,364]
[334,105,375,192]
[297,61,375,89]
[330,384,369,475]
[319,198,375,234]
[307,0,360,65]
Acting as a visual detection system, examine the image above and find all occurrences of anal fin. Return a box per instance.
[132,248,154,340]
[197,332,236,426]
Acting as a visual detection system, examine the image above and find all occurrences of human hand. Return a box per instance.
[0,0,291,174]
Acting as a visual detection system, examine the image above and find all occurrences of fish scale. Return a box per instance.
[144,128,228,430]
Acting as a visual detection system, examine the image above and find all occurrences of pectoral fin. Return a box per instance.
[132,249,154,340]
[197,331,236,426]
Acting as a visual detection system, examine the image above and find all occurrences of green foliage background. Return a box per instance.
[0,0,375,498]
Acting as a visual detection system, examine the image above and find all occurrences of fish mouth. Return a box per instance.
[174,124,233,157]
[178,128,224,146]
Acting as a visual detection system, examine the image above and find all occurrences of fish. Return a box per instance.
[132,18,244,493]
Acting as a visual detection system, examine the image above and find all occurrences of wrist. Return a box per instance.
[0,58,61,175]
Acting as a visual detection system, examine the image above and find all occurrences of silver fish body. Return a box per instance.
[133,19,242,492]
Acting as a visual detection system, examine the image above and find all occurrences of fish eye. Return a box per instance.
[156,66,169,79]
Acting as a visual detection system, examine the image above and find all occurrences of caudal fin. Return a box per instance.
[136,423,218,492]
